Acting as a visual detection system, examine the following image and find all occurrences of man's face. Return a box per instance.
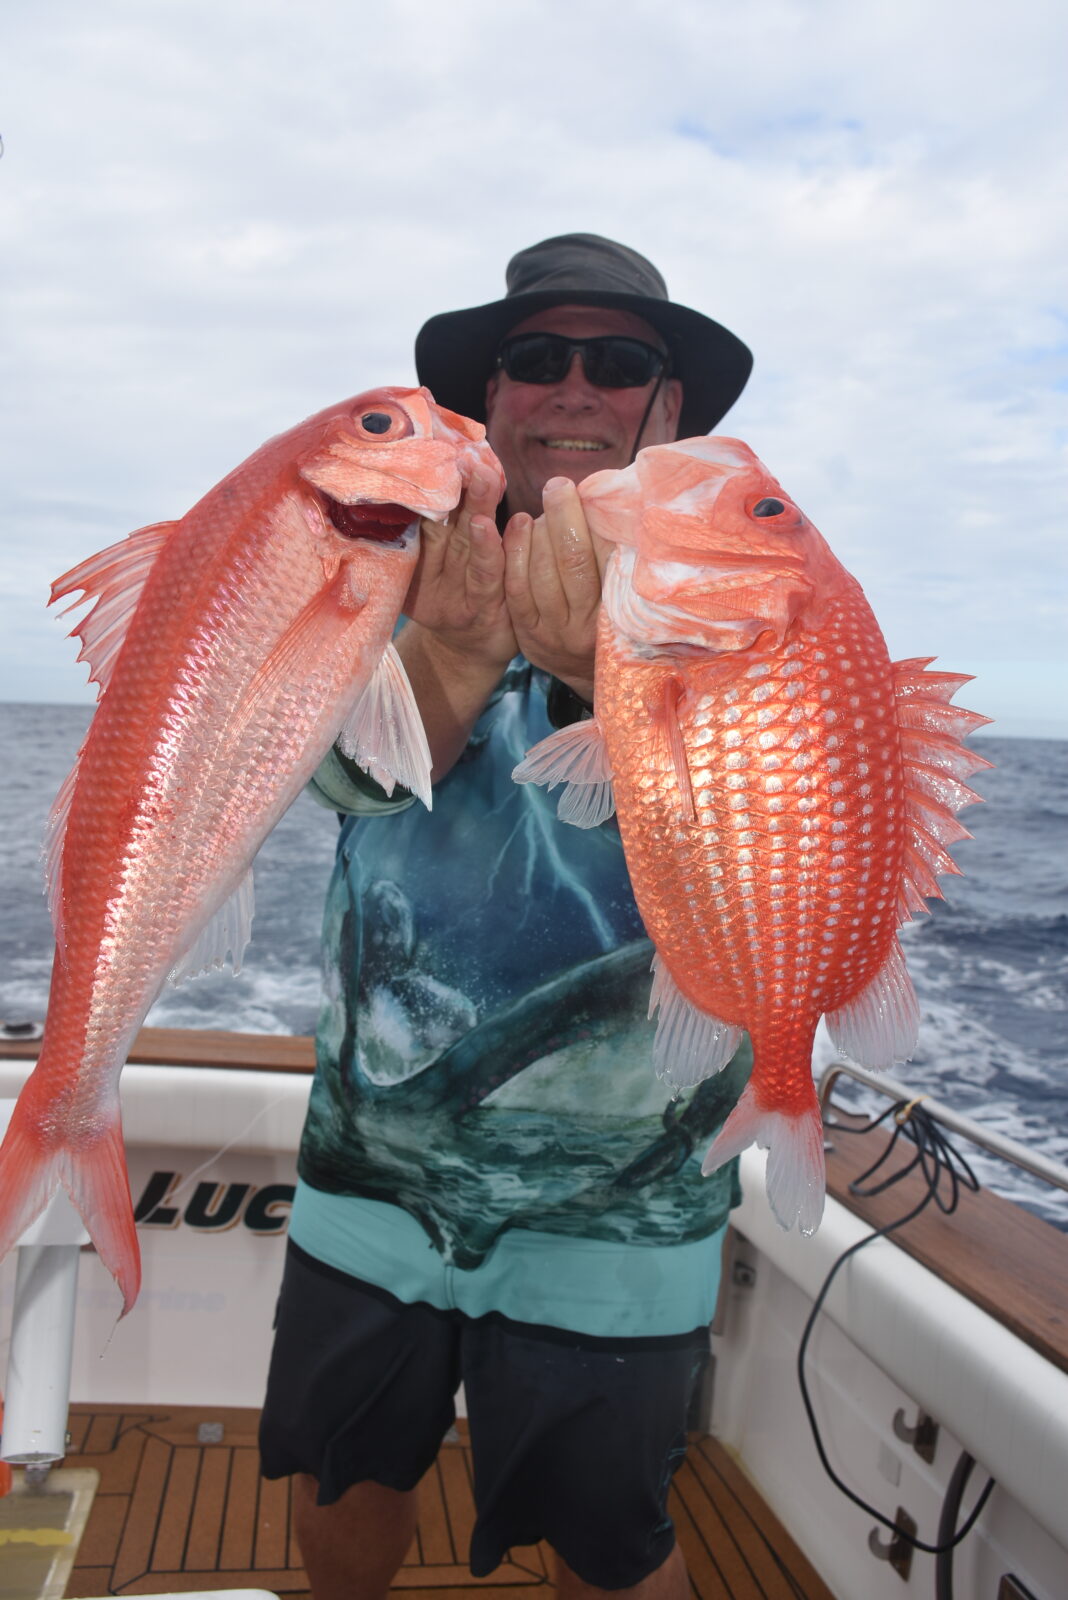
[484,305,683,518]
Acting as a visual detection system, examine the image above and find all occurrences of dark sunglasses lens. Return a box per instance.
[501,335,567,383]
[500,335,663,388]
[586,338,663,387]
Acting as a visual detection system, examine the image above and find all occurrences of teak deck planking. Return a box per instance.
[57,1406,834,1600]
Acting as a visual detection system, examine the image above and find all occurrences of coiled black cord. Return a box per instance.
[796,1099,996,1562]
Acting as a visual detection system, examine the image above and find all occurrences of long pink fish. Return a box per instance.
[516,438,990,1233]
[0,387,502,1312]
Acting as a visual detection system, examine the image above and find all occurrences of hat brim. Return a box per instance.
[415,289,752,440]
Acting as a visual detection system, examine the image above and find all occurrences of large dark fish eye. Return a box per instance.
[752,497,786,518]
[361,412,394,434]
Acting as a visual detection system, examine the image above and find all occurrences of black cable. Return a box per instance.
[796,1099,996,1557]
[935,1450,979,1600]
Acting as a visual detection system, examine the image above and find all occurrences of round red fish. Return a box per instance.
[515,437,990,1234]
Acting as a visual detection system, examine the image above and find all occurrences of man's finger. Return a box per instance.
[539,477,600,617]
[502,513,541,628]
[464,516,506,598]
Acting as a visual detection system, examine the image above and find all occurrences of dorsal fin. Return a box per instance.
[43,522,175,950]
[50,522,175,697]
[893,657,993,921]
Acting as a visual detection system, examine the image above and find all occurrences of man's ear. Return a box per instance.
[484,373,500,421]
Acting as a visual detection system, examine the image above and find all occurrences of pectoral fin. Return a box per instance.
[655,679,695,824]
[337,642,433,810]
[512,718,616,828]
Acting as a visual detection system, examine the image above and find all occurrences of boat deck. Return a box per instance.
[48,1404,833,1599]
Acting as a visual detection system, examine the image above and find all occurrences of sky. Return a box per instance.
[2,0,1065,736]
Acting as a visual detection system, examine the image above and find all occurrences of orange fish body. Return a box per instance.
[515,438,990,1233]
[0,387,502,1312]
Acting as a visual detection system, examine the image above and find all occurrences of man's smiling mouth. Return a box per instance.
[539,438,609,452]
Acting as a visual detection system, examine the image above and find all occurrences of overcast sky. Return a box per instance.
[2,0,1065,735]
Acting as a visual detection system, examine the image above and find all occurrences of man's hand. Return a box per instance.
[403,469,516,668]
[395,470,517,783]
[503,476,609,703]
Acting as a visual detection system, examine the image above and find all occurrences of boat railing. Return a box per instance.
[817,1059,1068,1196]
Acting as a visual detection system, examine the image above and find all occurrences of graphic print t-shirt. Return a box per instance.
[298,661,749,1269]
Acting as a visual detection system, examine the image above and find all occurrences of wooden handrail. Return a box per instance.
[0,1025,316,1073]
[825,1109,1068,1376]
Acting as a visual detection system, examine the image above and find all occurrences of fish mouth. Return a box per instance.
[323,495,418,543]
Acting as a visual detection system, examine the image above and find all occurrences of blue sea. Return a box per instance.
[1,702,1065,1230]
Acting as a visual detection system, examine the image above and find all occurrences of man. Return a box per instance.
[260,235,754,1600]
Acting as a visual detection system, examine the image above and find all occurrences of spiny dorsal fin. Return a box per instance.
[50,522,176,698]
[893,657,993,920]
[43,523,176,949]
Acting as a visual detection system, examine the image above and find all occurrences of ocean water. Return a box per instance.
[1,702,1065,1230]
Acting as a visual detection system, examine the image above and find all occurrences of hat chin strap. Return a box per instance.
[628,369,668,464]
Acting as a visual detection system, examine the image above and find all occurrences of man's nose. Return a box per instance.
[552,352,599,401]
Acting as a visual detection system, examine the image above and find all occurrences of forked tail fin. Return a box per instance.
[701,1082,826,1235]
[0,1093,140,1315]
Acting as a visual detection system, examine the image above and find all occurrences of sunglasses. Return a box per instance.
[495,333,669,389]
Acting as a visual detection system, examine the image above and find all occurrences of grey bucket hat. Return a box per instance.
[415,232,752,438]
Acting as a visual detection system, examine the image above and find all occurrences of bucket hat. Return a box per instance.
[415,232,752,439]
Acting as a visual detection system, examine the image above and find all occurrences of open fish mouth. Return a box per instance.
[323,496,418,543]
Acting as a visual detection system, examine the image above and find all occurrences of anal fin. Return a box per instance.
[170,868,255,983]
[824,937,919,1067]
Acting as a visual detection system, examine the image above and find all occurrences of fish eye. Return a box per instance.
[360,412,394,434]
[752,497,786,518]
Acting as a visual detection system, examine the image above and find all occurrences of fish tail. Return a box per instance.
[701,1082,826,1236]
[0,1093,140,1316]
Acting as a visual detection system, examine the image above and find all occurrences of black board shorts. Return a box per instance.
[259,1241,710,1589]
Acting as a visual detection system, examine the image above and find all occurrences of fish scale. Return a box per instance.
[514,435,990,1235]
